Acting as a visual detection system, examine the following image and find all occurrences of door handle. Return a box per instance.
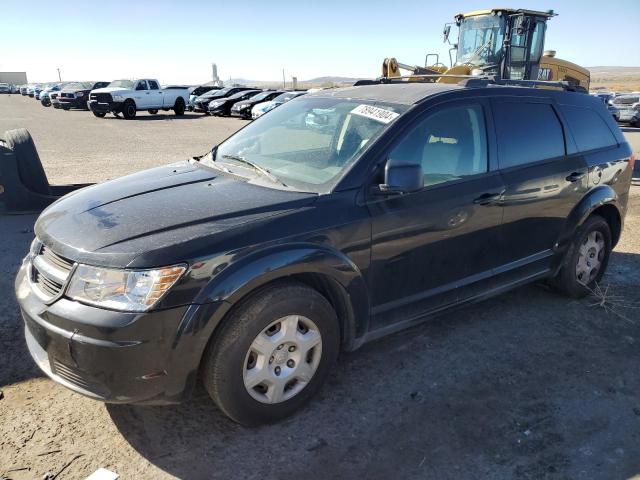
[473,191,504,205]
[566,172,585,182]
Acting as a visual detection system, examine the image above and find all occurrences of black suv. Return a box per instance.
[192,87,254,114]
[16,81,634,426]
[58,81,110,110]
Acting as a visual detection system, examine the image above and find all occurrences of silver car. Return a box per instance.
[611,95,640,127]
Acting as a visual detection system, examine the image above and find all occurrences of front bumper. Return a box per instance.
[88,100,123,114]
[15,262,208,404]
[208,105,228,116]
[231,107,251,119]
[618,111,639,123]
[59,96,88,109]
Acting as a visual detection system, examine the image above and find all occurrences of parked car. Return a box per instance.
[26,84,39,97]
[208,89,262,116]
[231,90,284,119]
[188,85,221,111]
[251,90,306,119]
[16,81,634,426]
[192,87,254,114]
[50,91,62,108]
[40,83,67,107]
[88,79,189,119]
[20,85,29,95]
[611,94,640,127]
[33,84,50,100]
[58,81,110,110]
[0,83,10,94]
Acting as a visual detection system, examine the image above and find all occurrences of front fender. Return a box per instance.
[189,243,369,349]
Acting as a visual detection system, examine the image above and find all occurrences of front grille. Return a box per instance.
[61,92,74,98]
[31,244,74,301]
[51,359,108,396]
[90,92,112,103]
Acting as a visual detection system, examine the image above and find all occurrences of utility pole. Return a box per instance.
[282,69,286,89]
[57,68,61,81]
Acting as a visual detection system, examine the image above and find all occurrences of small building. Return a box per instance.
[0,72,28,85]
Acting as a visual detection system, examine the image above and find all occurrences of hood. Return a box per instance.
[35,161,316,268]
[91,87,130,95]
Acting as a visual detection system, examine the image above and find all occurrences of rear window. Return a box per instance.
[493,102,565,168]
[560,105,617,152]
[613,96,639,105]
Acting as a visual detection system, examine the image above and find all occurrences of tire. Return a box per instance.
[551,215,612,298]
[92,111,106,118]
[201,280,340,426]
[122,99,136,119]
[173,97,185,116]
[4,129,49,195]
[148,109,158,114]
[41,99,50,107]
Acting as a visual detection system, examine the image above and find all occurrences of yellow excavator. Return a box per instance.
[382,8,590,90]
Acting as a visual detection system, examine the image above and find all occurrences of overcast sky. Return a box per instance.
[1,0,638,84]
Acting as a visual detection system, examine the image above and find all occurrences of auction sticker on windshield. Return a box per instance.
[351,104,400,124]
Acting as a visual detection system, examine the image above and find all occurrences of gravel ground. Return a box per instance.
[1,95,640,480]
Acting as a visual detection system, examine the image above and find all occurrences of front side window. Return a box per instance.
[493,102,565,168]
[135,81,148,91]
[204,97,407,192]
[388,104,488,187]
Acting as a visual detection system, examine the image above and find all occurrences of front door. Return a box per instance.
[367,100,505,332]
[134,80,150,108]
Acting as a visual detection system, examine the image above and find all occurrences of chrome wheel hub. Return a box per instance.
[576,231,605,285]
[243,315,322,404]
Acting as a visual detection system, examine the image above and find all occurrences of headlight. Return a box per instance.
[112,95,125,102]
[76,91,84,97]
[66,264,186,312]
[209,101,222,107]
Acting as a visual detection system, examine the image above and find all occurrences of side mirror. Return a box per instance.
[443,25,451,43]
[378,159,423,195]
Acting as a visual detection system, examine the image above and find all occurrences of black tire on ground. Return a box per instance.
[173,97,185,116]
[92,111,106,118]
[123,99,136,119]
[63,107,70,111]
[148,109,158,114]
[201,280,340,426]
[41,99,50,107]
[3,129,50,195]
[551,215,612,298]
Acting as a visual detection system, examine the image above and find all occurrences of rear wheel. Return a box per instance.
[148,109,158,114]
[122,100,136,119]
[4,129,50,195]
[552,215,612,298]
[92,111,106,118]
[201,280,339,426]
[173,97,185,116]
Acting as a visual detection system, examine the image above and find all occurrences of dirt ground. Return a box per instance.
[1,95,640,480]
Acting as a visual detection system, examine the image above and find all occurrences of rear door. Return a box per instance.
[147,80,162,107]
[491,96,588,281]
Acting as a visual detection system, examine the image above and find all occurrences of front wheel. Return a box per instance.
[551,215,612,298]
[201,281,339,426]
[122,100,136,119]
[92,111,106,118]
[148,109,158,114]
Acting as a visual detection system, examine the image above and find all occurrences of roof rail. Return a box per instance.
[353,75,585,93]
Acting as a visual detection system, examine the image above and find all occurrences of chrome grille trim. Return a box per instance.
[30,243,75,303]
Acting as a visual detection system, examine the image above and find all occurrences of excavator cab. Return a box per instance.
[453,9,549,81]
[381,8,590,90]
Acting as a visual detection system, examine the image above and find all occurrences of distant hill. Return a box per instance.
[224,76,362,89]
[588,66,640,92]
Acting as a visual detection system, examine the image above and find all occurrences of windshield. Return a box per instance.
[251,91,277,102]
[274,92,305,103]
[108,79,134,89]
[613,96,639,105]
[64,82,90,90]
[203,97,407,193]
[456,15,506,67]
[203,88,233,99]
[229,90,258,100]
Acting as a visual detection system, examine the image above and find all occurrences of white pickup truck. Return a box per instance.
[88,79,190,119]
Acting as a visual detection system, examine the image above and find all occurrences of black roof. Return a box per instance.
[308,83,461,105]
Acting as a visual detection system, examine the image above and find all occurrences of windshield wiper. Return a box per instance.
[220,154,286,186]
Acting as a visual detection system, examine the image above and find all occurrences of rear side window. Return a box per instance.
[493,102,565,168]
[560,105,617,152]
[148,80,159,90]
